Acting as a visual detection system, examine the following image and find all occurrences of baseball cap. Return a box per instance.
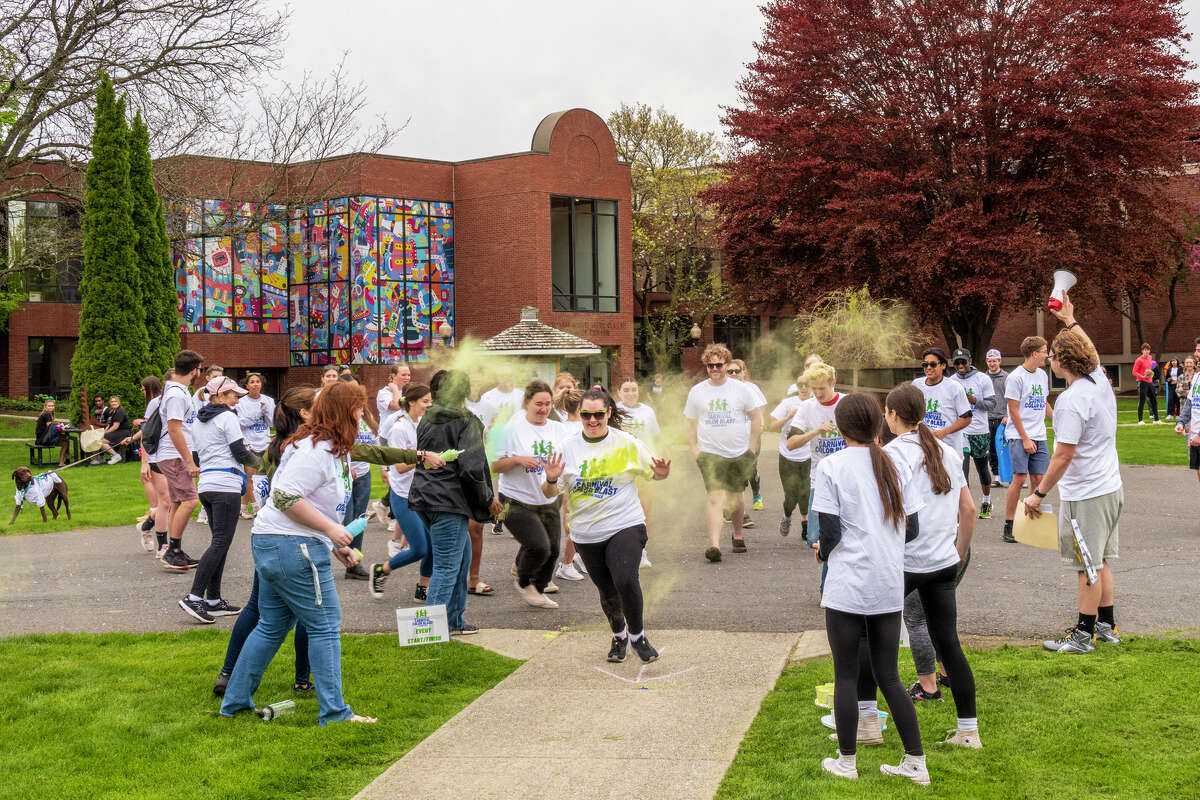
[206,376,248,397]
[985,348,1002,360]
[951,347,971,363]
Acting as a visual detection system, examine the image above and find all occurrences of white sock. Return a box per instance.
[205,598,222,607]
[957,717,978,731]
[187,593,203,603]
[614,628,628,640]
[857,700,878,716]
[629,630,644,642]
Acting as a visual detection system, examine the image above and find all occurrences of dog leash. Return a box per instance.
[34,450,116,479]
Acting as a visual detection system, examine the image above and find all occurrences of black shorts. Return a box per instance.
[150,462,162,474]
[104,430,129,445]
[696,451,756,494]
[1190,445,1200,471]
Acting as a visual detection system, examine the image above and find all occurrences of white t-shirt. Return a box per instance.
[497,416,566,506]
[1004,366,1050,441]
[885,432,965,573]
[194,408,247,494]
[15,472,62,508]
[467,399,496,430]
[771,396,811,461]
[252,438,352,549]
[236,394,275,452]
[376,385,397,421]
[793,395,845,464]
[558,428,654,543]
[951,370,995,437]
[617,402,660,443]
[913,377,972,453]
[740,382,768,436]
[349,419,376,478]
[387,415,419,498]
[811,446,924,615]
[1189,373,1200,437]
[1053,367,1121,501]
[684,379,762,458]
[153,381,197,463]
[479,387,525,427]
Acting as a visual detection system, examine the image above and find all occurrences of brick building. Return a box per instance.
[1,109,635,402]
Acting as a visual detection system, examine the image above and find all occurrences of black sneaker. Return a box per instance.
[213,672,230,697]
[206,599,241,617]
[162,549,193,571]
[140,516,155,532]
[704,546,722,563]
[937,673,952,689]
[369,563,388,599]
[1002,530,1017,544]
[178,597,215,623]
[345,563,369,581]
[741,514,756,529]
[607,635,628,663]
[630,634,659,663]
[414,583,428,601]
[451,623,479,636]
[907,681,942,702]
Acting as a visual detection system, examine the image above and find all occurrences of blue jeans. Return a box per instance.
[343,473,372,550]
[420,511,471,630]
[805,488,829,591]
[221,571,309,682]
[220,534,353,726]
[387,494,431,577]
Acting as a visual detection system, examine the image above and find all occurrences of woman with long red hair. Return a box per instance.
[220,381,384,725]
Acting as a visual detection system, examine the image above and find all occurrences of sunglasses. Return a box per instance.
[727,368,743,375]
[705,362,726,369]
[579,411,608,420]
[921,361,942,368]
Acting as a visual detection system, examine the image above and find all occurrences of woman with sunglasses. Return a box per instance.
[542,389,671,662]
[913,347,972,459]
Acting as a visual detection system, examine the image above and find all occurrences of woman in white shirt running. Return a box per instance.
[235,372,275,519]
[812,393,928,785]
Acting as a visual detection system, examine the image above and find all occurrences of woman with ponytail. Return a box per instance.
[811,393,928,785]
[881,384,980,748]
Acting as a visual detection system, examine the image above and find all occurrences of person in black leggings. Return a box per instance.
[542,389,671,663]
[811,393,928,785]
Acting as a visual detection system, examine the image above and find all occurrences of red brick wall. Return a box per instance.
[179,333,289,368]
[4,302,80,398]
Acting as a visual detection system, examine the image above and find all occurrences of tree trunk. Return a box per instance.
[1127,291,1147,350]
[943,306,1000,363]
[1157,267,1186,356]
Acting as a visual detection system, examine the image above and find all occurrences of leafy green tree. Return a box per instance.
[69,75,149,421]
[129,112,178,375]
[794,287,921,391]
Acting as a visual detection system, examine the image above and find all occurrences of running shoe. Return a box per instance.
[543,581,559,594]
[369,563,388,599]
[752,494,763,511]
[821,754,858,780]
[731,537,748,553]
[607,635,628,663]
[178,597,215,623]
[1094,622,1121,644]
[156,543,169,561]
[370,499,389,524]
[941,729,983,749]
[387,538,403,559]
[978,502,992,520]
[1042,627,1095,654]
[196,508,208,525]
[779,516,791,537]
[137,521,156,553]
[345,564,369,581]
[205,599,241,617]
[639,550,652,569]
[491,520,505,535]
[937,673,952,689]
[741,514,756,529]
[630,634,659,663]
[572,553,588,575]
[414,584,427,601]
[136,511,151,523]
[162,549,195,571]
[450,623,479,636]
[907,681,943,702]
[880,755,930,786]
[555,562,584,581]
[705,546,722,563]
[107,453,122,465]
[990,478,1002,488]
[213,672,230,697]
[1002,528,1017,544]
[239,506,255,520]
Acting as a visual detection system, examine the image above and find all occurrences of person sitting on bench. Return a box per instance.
[34,400,71,467]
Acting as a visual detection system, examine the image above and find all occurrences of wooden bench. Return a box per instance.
[25,442,57,467]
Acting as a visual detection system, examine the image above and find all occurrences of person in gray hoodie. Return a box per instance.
[983,349,1009,486]
[951,349,998,518]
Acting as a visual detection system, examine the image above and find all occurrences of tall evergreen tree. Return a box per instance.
[129,111,179,376]
[70,74,150,421]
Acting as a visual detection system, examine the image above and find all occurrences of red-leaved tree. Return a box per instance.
[705,0,1198,356]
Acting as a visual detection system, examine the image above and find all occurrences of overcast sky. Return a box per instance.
[272,0,1200,162]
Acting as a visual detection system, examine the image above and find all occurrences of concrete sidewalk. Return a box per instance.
[354,629,818,800]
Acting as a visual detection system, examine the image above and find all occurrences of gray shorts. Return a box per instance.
[1059,488,1122,569]
[1009,439,1050,475]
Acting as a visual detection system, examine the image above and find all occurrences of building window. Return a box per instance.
[551,196,618,312]
[711,315,756,361]
[4,200,82,303]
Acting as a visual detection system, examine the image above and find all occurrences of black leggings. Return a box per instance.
[902,565,977,719]
[503,497,561,592]
[825,608,922,757]
[574,525,648,635]
[777,455,811,517]
[963,453,992,489]
[1137,382,1158,421]
[192,491,240,599]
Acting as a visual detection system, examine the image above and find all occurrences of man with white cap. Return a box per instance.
[984,349,1008,486]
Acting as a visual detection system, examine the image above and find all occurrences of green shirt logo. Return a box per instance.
[707,398,729,412]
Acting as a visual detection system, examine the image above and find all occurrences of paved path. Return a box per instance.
[1,438,1197,639]
[353,629,805,800]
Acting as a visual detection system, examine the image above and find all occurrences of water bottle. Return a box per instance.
[258,700,296,721]
[345,515,368,538]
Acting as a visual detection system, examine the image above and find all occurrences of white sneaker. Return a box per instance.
[239,505,255,520]
[826,713,884,746]
[941,729,983,749]
[543,581,559,594]
[156,544,169,560]
[387,519,397,534]
[880,754,930,786]
[137,523,156,553]
[555,562,584,581]
[387,539,403,559]
[107,453,122,465]
[639,549,652,568]
[370,499,389,524]
[572,553,588,575]
[821,753,858,780]
[1138,420,1147,425]
[197,508,208,525]
[517,582,558,608]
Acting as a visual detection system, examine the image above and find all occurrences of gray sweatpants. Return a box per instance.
[904,551,970,675]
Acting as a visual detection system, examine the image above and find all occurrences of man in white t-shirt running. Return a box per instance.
[1003,336,1053,543]
[1024,293,1122,654]
[684,344,764,562]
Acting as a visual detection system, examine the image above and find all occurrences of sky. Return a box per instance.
[272,0,1200,162]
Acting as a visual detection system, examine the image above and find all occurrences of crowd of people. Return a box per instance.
[95,290,1161,787]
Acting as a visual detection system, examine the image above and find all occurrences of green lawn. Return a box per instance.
[1,440,148,535]
[0,631,519,800]
[0,414,38,440]
[717,637,1200,799]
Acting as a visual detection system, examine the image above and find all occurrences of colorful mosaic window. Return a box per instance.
[168,196,454,365]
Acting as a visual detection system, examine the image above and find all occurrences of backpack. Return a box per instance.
[141,383,185,456]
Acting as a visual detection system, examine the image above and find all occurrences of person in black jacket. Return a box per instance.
[34,399,71,467]
[408,370,502,635]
